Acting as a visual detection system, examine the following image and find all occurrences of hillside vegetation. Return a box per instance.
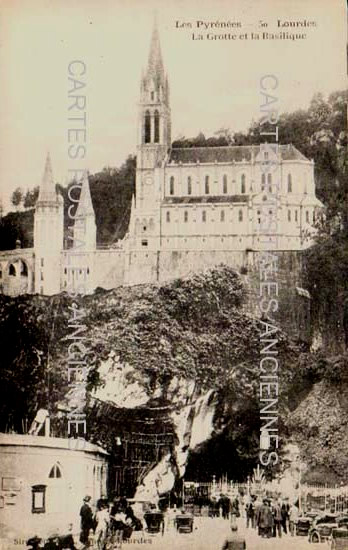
[0,265,347,480]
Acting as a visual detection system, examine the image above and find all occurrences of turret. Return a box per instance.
[34,153,64,295]
[73,171,96,250]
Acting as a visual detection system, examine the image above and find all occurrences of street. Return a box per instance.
[123,516,323,550]
[0,516,329,550]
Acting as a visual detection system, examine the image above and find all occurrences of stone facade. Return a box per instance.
[0,22,323,313]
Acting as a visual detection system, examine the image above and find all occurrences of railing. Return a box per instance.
[184,479,348,512]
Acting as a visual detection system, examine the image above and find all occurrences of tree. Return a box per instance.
[11,187,23,210]
[23,187,39,209]
[214,127,235,144]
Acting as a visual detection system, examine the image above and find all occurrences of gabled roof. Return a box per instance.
[168,144,308,165]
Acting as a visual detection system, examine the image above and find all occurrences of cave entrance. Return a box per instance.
[184,430,258,483]
[87,398,176,499]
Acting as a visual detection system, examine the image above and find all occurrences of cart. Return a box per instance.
[175,513,194,533]
[331,527,348,549]
[144,511,165,534]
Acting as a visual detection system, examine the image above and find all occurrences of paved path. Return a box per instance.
[1,517,325,549]
[124,517,323,550]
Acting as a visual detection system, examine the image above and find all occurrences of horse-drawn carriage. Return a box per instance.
[143,511,165,534]
[174,512,194,533]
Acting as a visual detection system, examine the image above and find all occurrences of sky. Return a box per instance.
[0,0,346,212]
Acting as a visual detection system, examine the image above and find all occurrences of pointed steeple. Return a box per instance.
[146,16,165,88]
[76,171,94,217]
[37,152,57,203]
[73,170,96,251]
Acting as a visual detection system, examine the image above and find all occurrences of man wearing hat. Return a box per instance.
[80,495,94,546]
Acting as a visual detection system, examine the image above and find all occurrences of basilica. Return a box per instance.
[0,21,323,297]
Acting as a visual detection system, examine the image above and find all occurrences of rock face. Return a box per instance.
[94,353,149,408]
[0,264,347,495]
[135,389,217,502]
[93,356,217,502]
[287,378,348,482]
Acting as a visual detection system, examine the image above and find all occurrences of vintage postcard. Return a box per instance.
[0,0,347,549]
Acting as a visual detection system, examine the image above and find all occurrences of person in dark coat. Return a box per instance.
[281,502,288,534]
[272,500,282,538]
[79,495,94,545]
[230,495,240,524]
[245,499,254,528]
[257,499,273,538]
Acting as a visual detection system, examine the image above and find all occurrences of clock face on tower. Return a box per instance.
[145,176,153,186]
[143,175,153,198]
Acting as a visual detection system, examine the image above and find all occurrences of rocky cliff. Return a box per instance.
[0,265,347,496]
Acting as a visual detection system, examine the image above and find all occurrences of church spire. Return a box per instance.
[73,170,96,251]
[75,171,94,217]
[38,152,56,203]
[146,16,165,89]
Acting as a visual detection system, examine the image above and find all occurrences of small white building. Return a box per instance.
[0,433,108,544]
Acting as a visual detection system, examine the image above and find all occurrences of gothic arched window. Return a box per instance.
[49,463,62,479]
[144,110,151,144]
[220,210,225,222]
[184,211,188,223]
[202,210,206,222]
[267,173,272,193]
[154,110,160,143]
[9,264,16,276]
[223,175,228,194]
[169,176,174,195]
[261,173,266,190]
[187,176,192,195]
[288,210,291,222]
[238,209,243,222]
[287,174,292,193]
[241,174,246,194]
[20,261,28,277]
[306,210,309,223]
[166,211,170,222]
[205,176,210,194]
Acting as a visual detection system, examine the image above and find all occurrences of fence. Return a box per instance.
[183,478,348,513]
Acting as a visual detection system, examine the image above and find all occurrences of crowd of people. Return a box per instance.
[77,492,301,549]
[186,491,300,537]
[79,495,144,549]
[244,495,299,538]
[219,494,300,549]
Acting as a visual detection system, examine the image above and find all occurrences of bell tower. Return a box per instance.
[136,18,171,208]
[126,18,170,284]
